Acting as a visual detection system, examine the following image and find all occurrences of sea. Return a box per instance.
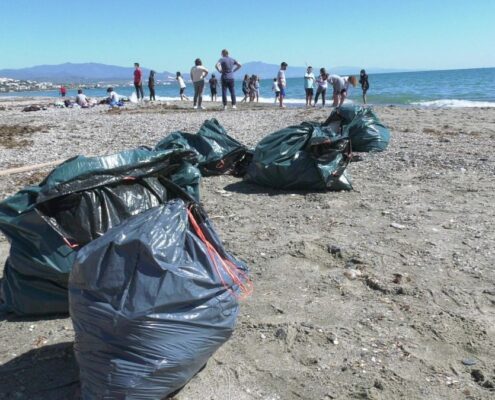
[2,67,495,108]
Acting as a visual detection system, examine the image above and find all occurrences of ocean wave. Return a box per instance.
[410,99,495,108]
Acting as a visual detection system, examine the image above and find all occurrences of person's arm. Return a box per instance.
[202,66,209,79]
[233,61,242,72]
[215,61,222,73]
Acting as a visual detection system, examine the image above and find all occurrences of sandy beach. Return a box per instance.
[0,98,494,399]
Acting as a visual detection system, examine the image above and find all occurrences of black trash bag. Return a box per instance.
[155,118,252,176]
[245,122,352,191]
[70,200,250,400]
[0,148,200,316]
[323,105,390,152]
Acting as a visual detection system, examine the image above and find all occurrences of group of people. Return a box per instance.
[143,52,371,110]
[62,52,371,110]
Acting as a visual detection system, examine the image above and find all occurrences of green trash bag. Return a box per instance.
[323,105,390,152]
[155,118,252,176]
[0,148,200,316]
[245,122,352,191]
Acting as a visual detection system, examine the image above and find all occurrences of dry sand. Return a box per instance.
[0,98,494,399]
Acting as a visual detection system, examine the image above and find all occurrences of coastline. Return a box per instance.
[0,100,495,399]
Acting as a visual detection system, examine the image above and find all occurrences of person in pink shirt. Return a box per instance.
[133,62,144,100]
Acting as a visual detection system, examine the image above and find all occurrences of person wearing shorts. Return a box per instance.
[176,71,189,101]
[209,74,218,101]
[304,66,315,107]
[328,74,357,106]
[277,62,288,108]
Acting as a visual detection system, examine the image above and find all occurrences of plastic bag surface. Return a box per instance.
[70,200,247,399]
[0,148,200,315]
[245,122,352,191]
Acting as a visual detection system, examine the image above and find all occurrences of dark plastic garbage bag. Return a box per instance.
[70,200,250,400]
[246,122,352,191]
[155,118,252,176]
[0,148,200,316]
[323,105,390,152]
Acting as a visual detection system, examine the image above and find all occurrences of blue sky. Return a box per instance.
[0,0,493,71]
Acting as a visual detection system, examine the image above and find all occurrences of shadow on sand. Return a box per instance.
[0,342,80,400]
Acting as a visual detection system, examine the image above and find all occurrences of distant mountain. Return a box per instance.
[0,62,176,84]
[0,62,411,83]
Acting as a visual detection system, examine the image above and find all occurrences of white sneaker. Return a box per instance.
[200,106,205,110]
[232,105,237,109]
[193,105,198,109]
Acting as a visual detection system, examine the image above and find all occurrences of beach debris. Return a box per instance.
[471,369,484,382]
[0,147,200,315]
[390,222,406,230]
[22,105,44,112]
[245,122,352,191]
[70,201,250,399]
[462,358,477,366]
[344,269,362,280]
[323,105,391,152]
[155,118,252,177]
[327,244,343,257]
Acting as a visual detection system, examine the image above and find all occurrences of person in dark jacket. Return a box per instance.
[148,70,156,101]
[359,69,370,104]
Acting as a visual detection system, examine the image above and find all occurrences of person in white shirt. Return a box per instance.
[304,66,315,107]
[328,74,357,106]
[277,62,288,108]
[176,71,189,101]
[314,68,329,107]
[190,58,209,109]
[106,87,120,106]
[75,89,89,108]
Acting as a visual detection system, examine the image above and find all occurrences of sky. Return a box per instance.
[0,0,494,72]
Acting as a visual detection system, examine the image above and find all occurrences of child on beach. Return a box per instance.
[314,68,329,107]
[106,87,120,106]
[190,58,209,109]
[209,74,218,102]
[248,75,257,102]
[241,74,249,103]
[176,72,189,101]
[254,76,260,102]
[75,89,89,108]
[272,78,280,104]
[359,69,369,104]
[328,74,357,106]
[277,62,288,108]
[304,66,315,107]
[148,70,156,101]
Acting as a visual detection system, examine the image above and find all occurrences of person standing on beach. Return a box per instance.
[304,66,315,107]
[328,74,357,106]
[215,49,242,110]
[209,74,218,102]
[254,76,260,102]
[277,62,288,108]
[240,74,249,103]
[272,78,280,104]
[133,63,144,101]
[314,68,328,107]
[190,58,209,109]
[148,70,156,101]
[60,85,67,97]
[176,72,189,101]
[359,69,370,104]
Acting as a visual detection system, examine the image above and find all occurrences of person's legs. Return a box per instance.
[134,84,139,99]
[139,85,144,100]
[339,90,347,107]
[332,89,339,107]
[193,81,200,107]
[314,87,321,105]
[198,80,205,107]
[279,87,285,107]
[227,79,236,106]
[322,89,326,107]
[362,89,367,104]
[221,79,228,106]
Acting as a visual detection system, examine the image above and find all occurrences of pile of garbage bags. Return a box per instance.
[156,118,252,176]
[323,105,390,152]
[70,200,249,399]
[246,122,352,190]
[0,147,199,315]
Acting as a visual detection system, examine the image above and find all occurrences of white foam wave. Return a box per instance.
[410,99,495,108]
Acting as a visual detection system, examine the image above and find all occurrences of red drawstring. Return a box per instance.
[187,208,253,300]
